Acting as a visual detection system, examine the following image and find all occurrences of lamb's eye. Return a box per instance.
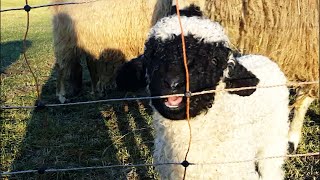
[211,58,217,65]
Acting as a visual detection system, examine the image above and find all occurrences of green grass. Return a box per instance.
[0,1,319,179]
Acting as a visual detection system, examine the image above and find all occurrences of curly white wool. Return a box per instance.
[152,55,289,180]
[148,16,230,46]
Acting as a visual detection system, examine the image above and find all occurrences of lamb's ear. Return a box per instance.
[171,4,203,17]
[223,55,260,96]
[116,55,148,92]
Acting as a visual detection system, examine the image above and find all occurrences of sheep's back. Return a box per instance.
[52,0,157,60]
[205,0,319,98]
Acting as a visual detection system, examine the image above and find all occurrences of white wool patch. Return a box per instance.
[147,15,230,46]
[151,54,290,179]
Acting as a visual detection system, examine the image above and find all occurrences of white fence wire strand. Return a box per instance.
[1,152,319,176]
[1,0,319,178]
[0,81,318,110]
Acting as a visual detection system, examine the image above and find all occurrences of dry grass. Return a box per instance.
[0,1,319,179]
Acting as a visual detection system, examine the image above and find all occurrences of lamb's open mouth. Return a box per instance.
[164,96,183,109]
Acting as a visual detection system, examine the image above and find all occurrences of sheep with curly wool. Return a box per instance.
[117,11,290,179]
[153,0,319,154]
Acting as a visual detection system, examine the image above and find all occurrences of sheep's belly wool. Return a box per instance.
[152,55,289,179]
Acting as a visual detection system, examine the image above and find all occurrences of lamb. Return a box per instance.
[52,0,160,103]
[117,11,290,179]
[152,0,319,153]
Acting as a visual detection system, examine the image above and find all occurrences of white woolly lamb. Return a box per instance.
[117,12,290,179]
[152,54,290,179]
[153,0,319,154]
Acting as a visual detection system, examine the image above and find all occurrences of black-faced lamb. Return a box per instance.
[117,11,290,179]
[152,0,319,153]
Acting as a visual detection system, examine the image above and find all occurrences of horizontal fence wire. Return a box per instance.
[1,152,319,176]
[0,0,102,12]
[1,1,319,179]
[0,81,318,110]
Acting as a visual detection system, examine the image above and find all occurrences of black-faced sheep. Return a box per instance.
[152,0,319,153]
[117,12,290,179]
[52,0,160,103]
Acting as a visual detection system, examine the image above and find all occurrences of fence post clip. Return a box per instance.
[24,5,31,12]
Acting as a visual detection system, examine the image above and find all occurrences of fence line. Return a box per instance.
[0,162,180,176]
[0,81,318,110]
[1,152,318,176]
[0,0,102,12]
[1,1,319,179]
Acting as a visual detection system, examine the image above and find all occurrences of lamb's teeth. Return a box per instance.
[165,104,179,108]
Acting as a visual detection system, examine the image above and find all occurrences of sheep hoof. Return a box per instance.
[57,94,68,104]
[288,142,296,154]
[288,132,300,154]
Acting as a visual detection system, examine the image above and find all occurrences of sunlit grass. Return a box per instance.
[0,0,319,179]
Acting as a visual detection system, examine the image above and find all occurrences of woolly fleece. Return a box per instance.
[152,55,289,179]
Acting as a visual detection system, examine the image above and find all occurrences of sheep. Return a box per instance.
[117,11,290,179]
[152,0,319,153]
[52,0,161,103]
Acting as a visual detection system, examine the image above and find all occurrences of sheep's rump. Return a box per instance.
[156,0,319,98]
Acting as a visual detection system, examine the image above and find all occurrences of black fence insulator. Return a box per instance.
[37,167,47,174]
[35,100,46,110]
[181,160,190,168]
[24,5,31,12]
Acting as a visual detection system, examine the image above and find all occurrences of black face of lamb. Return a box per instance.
[144,35,230,120]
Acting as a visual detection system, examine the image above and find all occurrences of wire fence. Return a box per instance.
[1,152,319,176]
[0,0,102,12]
[1,0,319,179]
[0,81,318,110]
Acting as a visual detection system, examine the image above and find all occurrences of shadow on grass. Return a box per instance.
[3,24,156,180]
[7,63,156,179]
[0,40,32,73]
[1,11,157,180]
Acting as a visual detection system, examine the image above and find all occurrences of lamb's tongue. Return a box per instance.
[165,96,183,107]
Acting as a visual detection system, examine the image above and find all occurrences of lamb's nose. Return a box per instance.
[164,78,181,89]
[171,82,179,89]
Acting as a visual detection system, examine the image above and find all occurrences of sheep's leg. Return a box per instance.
[56,64,67,103]
[257,157,285,180]
[288,95,315,153]
[56,58,82,103]
[256,142,287,180]
[86,57,99,95]
[96,61,110,96]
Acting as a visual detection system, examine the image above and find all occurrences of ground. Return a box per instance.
[0,0,319,179]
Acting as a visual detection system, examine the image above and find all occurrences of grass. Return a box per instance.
[0,0,319,179]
